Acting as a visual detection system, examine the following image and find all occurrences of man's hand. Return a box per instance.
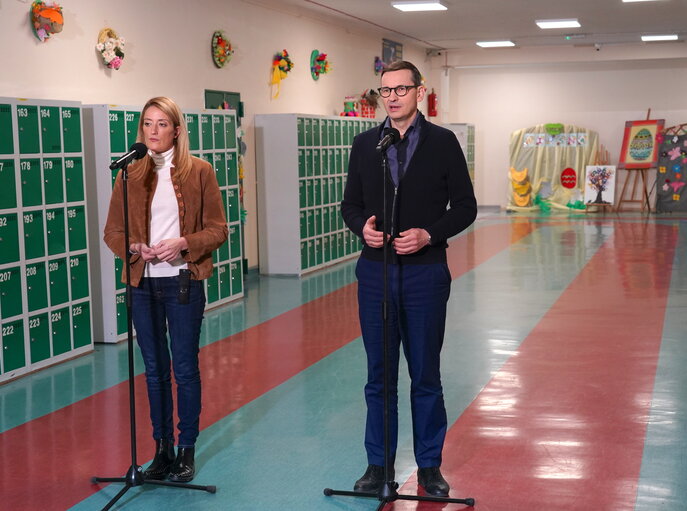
[362,215,387,248]
[151,237,188,262]
[393,228,430,255]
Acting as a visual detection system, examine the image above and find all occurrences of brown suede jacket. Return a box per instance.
[104,155,228,287]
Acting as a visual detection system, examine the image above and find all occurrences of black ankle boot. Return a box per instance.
[169,446,195,482]
[143,438,175,480]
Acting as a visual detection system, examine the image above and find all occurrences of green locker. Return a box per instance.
[299,180,306,209]
[314,237,323,266]
[67,205,87,251]
[69,253,89,300]
[230,261,242,295]
[322,235,331,263]
[51,307,71,356]
[0,266,22,318]
[61,107,82,153]
[225,115,237,149]
[116,292,127,335]
[226,153,238,186]
[125,111,140,148]
[206,268,219,304]
[329,150,336,174]
[17,105,40,154]
[227,188,239,223]
[322,206,332,234]
[2,319,25,372]
[72,301,91,348]
[314,207,322,236]
[20,158,42,206]
[26,262,48,311]
[334,121,341,147]
[220,189,228,221]
[229,225,241,259]
[321,148,329,176]
[109,110,126,153]
[322,176,330,205]
[297,118,305,146]
[218,237,230,263]
[312,119,321,146]
[48,257,69,306]
[43,158,64,204]
[213,152,227,187]
[64,157,84,202]
[23,210,45,260]
[213,115,226,149]
[40,106,62,153]
[307,240,315,268]
[300,241,308,270]
[304,117,312,146]
[306,179,313,207]
[0,104,14,154]
[313,148,321,176]
[200,114,213,149]
[185,113,200,151]
[313,178,322,206]
[29,312,50,363]
[114,256,125,290]
[328,120,336,146]
[46,207,66,255]
[298,149,306,178]
[201,153,213,166]
[300,210,307,239]
[0,159,17,208]
[306,209,314,238]
[218,263,231,299]
[333,149,342,173]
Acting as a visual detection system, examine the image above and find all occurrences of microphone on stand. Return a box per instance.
[376,128,400,153]
[110,142,148,170]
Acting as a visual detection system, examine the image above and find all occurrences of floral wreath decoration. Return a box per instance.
[270,49,294,99]
[96,28,125,70]
[212,31,234,68]
[30,0,63,43]
[310,50,331,80]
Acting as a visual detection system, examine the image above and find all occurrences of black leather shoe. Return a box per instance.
[418,466,450,497]
[168,446,195,482]
[143,438,175,480]
[353,464,395,493]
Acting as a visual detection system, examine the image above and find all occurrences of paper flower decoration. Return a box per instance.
[270,49,294,99]
[31,0,63,42]
[96,28,125,70]
[212,31,234,68]
[310,50,331,80]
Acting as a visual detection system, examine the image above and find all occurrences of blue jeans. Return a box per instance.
[356,257,451,468]
[131,276,206,447]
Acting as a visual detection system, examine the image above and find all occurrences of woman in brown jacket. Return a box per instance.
[104,96,228,483]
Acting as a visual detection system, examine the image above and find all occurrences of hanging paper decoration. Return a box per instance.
[270,49,294,99]
[374,56,385,75]
[560,167,577,189]
[310,50,331,80]
[211,31,234,68]
[96,28,125,70]
[30,0,63,42]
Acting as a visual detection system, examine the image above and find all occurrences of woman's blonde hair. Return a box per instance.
[134,96,194,181]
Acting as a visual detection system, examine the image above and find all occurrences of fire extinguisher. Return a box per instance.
[428,88,438,117]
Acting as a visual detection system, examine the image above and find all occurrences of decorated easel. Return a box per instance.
[615,110,664,213]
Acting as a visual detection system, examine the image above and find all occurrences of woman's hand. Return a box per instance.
[152,237,188,262]
[129,243,158,262]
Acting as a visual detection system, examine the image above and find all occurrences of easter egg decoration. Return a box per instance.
[561,167,577,189]
[629,128,654,161]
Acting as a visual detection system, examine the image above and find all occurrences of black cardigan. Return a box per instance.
[341,115,477,264]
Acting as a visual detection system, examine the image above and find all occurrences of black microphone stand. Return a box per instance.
[324,147,474,509]
[91,158,216,510]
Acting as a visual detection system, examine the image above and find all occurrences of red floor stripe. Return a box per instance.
[393,222,678,510]
[0,222,532,510]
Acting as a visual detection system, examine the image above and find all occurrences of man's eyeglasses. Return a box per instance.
[377,85,418,98]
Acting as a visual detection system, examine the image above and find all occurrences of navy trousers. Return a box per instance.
[356,257,451,468]
[131,276,206,448]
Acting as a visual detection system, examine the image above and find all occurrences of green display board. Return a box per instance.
[0,98,93,383]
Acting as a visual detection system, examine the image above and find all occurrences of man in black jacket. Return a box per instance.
[341,60,477,496]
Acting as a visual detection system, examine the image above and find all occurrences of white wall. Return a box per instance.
[440,58,687,206]
[0,0,426,268]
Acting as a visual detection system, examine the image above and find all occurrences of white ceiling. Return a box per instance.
[257,0,687,52]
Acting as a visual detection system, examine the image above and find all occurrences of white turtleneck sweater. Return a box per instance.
[145,147,188,277]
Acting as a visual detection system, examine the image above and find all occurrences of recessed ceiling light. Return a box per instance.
[536,19,581,29]
[476,41,516,48]
[641,34,678,41]
[391,1,447,12]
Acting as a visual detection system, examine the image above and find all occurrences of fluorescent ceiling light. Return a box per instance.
[391,1,447,12]
[623,0,663,3]
[476,40,515,48]
[536,19,581,29]
[642,34,678,41]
